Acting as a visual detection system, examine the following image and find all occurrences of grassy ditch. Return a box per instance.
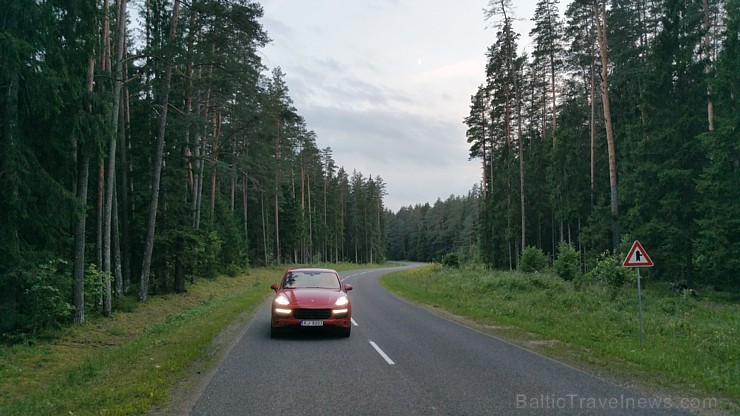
[0,263,382,416]
[380,265,738,408]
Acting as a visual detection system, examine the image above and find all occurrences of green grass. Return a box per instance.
[380,264,739,408]
[0,263,387,416]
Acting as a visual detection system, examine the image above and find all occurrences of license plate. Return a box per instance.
[301,320,324,327]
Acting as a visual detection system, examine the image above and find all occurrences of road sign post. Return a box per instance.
[623,241,654,343]
[636,268,644,342]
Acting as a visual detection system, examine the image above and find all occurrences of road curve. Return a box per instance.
[188,265,690,415]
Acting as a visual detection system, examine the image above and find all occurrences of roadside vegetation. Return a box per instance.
[2,1,388,344]
[380,263,738,410]
[0,263,378,416]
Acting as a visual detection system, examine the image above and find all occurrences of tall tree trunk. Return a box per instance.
[184,5,196,199]
[140,0,181,302]
[703,0,715,131]
[120,76,131,293]
[517,80,526,251]
[323,171,328,261]
[502,84,513,269]
[308,172,313,261]
[541,83,547,141]
[261,192,268,265]
[550,51,558,138]
[192,89,203,229]
[593,0,619,249]
[73,154,90,324]
[590,56,596,206]
[242,173,249,256]
[274,121,281,262]
[97,0,111,310]
[102,0,111,72]
[340,190,345,261]
[193,62,211,230]
[102,0,127,316]
[112,181,123,299]
[96,162,103,305]
[73,57,96,325]
[230,156,236,213]
[481,93,491,197]
[210,111,221,217]
[300,160,306,262]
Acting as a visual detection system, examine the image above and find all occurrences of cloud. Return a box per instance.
[273,48,484,211]
[413,58,486,84]
[300,105,479,211]
[258,0,492,211]
[304,106,455,162]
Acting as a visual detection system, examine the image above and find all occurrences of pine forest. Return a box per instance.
[1,0,738,339]
[1,0,386,336]
[387,0,738,290]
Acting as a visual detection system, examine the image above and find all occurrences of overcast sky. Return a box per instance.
[257,0,538,212]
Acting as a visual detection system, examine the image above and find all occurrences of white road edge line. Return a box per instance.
[351,318,358,326]
[342,270,374,280]
[369,341,395,365]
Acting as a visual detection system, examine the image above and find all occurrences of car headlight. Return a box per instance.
[274,294,290,306]
[274,308,292,316]
[335,296,349,306]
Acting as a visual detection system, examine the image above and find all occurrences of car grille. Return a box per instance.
[293,308,332,319]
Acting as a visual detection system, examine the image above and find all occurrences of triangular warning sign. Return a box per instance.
[623,240,654,267]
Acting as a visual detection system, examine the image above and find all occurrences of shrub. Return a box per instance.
[188,230,223,279]
[520,246,549,273]
[441,252,460,268]
[84,263,105,310]
[0,259,75,339]
[554,241,581,281]
[586,252,634,296]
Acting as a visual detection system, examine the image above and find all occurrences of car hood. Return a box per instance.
[278,288,346,308]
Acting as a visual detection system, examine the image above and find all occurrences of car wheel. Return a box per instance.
[270,326,282,338]
[338,326,351,338]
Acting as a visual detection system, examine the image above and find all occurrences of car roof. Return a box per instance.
[286,267,338,274]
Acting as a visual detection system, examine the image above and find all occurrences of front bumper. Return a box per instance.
[271,310,352,329]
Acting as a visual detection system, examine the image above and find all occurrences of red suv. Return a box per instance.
[270,268,353,338]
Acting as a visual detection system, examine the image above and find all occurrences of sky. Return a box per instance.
[257,0,538,212]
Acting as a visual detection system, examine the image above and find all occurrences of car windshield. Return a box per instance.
[282,271,340,290]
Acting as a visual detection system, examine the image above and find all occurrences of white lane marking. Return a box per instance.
[351,318,358,326]
[341,270,375,281]
[369,341,395,365]
[340,264,411,282]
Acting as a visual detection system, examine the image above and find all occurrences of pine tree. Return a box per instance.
[693,0,738,287]
[530,0,564,142]
[592,0,620,249]
[139,0,182,302]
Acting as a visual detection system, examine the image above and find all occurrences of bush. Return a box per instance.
[0,259,75,339]
[441,252,460,268]
[520,246,549,273]
[188,230,223,279]
[554,241,581,281]
[586,252,634,296]
[84,263,105,310]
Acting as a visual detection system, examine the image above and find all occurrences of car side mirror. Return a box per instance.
[271,283,279,292]
[344,284,353,292]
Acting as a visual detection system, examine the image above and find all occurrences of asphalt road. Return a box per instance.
[188,265,691,415]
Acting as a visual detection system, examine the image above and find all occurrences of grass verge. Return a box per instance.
[380,264,738,412]
[0,263,382,416]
